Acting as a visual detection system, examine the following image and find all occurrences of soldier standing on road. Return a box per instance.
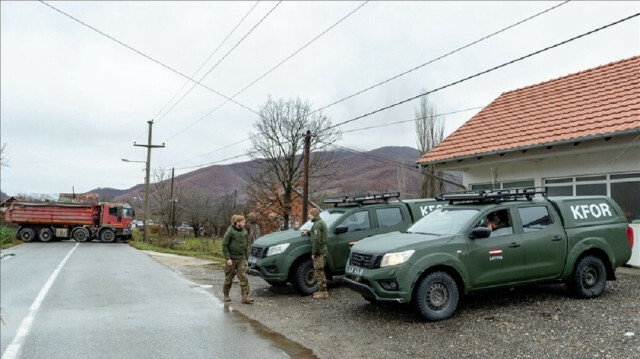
[222,214,254,304]
[309,208,329,299]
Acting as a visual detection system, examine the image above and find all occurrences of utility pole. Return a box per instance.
[134,120,165,243]
[302,130,311,222]
[170,167,175,237]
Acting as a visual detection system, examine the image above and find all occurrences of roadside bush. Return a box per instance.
[1,226,19,248]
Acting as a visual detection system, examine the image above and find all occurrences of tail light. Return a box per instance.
[627,226,634,249]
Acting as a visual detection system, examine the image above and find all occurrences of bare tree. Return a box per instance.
[415,93,445,198]
[179,186,212,238]
[207,192,239,237]
[1,143,8,168]
[247,97,341,230]
[150,167,183,234]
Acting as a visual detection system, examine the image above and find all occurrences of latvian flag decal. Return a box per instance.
[489,247,503,261]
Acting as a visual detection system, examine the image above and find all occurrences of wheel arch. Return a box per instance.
[570,248,615,281]
[411,264,465,303]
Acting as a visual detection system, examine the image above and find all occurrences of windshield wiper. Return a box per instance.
[409,231,439,235]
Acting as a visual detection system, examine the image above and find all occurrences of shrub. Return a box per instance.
[1,226,18,248]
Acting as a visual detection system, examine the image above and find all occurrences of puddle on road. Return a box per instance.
[229,308,319,359]
[199,263,319,358]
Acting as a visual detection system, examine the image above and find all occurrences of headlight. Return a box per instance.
[266,243,290,257]
[380,250,415,267]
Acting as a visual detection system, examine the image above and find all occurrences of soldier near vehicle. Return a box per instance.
[248,193,441,295]
[222,214,254,304]
[305,208,329,299]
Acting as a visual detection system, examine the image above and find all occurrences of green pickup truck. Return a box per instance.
[344,188,634,321]
[248,193,440,295]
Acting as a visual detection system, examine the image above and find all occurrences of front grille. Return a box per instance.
[350,252,382,269]
[251,245,267,258]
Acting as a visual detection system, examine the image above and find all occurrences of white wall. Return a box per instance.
[629,224,640,267]
[434,134,640,188]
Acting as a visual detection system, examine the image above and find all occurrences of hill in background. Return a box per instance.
[91,146,461,205]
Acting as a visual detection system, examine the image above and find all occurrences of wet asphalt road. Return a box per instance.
[0,241,289,359]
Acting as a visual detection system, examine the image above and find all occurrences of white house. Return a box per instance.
[417,56,639,264]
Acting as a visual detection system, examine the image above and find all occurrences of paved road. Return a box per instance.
[1,241,289,359]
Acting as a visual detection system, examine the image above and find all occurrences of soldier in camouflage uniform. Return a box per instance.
[309,208,329,299]
[222,214,254,304]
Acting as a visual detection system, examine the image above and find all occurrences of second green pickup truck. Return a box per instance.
[344,188,634,321]
[248,193,440,295]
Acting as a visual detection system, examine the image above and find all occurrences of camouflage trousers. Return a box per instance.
[313,254,327,292]
[223,258,250,297]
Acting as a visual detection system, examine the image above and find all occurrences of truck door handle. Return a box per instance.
[551,235,563,241]
[508,242,521,248]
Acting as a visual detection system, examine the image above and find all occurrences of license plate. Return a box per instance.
[248,256,257,264]
[346,264,364,276]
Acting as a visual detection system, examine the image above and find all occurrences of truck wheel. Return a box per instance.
[413,271,459,321]
[568,255,607,298]
[291,258,318,295]
[39,228,54,242]
[100,229,116,243]
[72,228,91,242]
[18,228,37,242]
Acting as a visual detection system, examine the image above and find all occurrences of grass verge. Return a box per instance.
[128,230,225,261]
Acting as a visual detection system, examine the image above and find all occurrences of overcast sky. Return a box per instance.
[1,1,638,196]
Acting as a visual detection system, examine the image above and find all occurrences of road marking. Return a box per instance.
[2,243,79,359]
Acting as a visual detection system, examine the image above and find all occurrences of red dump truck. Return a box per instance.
[5,202,134,243]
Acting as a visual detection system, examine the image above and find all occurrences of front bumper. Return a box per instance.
[343,276,406,303]
[248,264,288,284]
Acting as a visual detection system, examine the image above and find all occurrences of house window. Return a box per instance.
[544,172,640,223]
[470,180,534,190]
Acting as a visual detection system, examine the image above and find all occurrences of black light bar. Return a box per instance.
[324,192,401,206]
[436,187,548,204]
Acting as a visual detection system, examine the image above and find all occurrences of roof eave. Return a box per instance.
[416,127,640,166]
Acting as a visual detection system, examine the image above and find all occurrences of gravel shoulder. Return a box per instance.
[144,251,640,359]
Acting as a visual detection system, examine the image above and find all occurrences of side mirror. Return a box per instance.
[334,226,348,234]
[469,226,491,239]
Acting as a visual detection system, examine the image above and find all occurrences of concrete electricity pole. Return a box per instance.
[302,130,311,222]
[134,120,164,242]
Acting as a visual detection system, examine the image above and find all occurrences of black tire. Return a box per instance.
[72,228,91,242]
[39,228,54,242]
[568,255,607,298]
[18,228,37,242]
[291,258,317,295]
[413,271,459,321]
[100,229,116,243]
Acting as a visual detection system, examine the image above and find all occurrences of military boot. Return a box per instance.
[242,296,255,304]
[223,284,231,302]
[312,290,329,299]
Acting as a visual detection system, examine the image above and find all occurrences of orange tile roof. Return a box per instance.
[417,56,640,165]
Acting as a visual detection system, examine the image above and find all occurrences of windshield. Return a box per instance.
[122,207,135,218]
[299,210,345,231]
[408,208,478,236]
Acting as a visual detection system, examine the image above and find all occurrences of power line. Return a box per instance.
[164,0,369,143]
[171,137,251,165]
[39,0,258,115]
[175,151,256,171]
[321,141,420,172]
[153,1,260,124]
[155,1,281,125]
[309,0,571,115]
[341,106,483,134]
[168,105,481,167]
[328,12,640,130]
[164,0,562,156]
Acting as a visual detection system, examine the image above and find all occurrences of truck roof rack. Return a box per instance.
[435,187,548,204]
[324,192,400,207]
